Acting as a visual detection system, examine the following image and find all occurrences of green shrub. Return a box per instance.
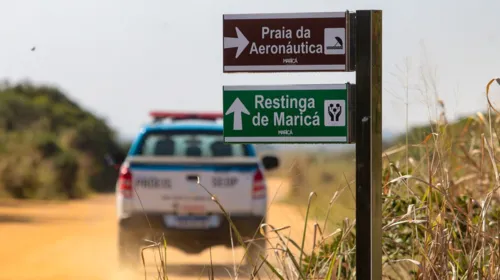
[53,150,85,199]
[35,133,61,158]
[0,80,125,200]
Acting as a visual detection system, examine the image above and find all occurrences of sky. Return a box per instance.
[1,0,500,141]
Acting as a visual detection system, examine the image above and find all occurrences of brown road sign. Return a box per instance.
[223,12,350,73]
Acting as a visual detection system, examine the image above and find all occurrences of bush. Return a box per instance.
[35,133,62,158]
[0,80,126,200]
[53,151,84,199]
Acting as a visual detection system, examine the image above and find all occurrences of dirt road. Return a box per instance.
[0,177,318,280]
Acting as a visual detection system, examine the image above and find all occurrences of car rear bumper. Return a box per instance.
[119,213,266,253]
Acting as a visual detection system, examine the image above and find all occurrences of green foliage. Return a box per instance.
[0,80,126,199]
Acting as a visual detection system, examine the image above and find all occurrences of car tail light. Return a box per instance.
[118,164,133,198]
[252,169,266,199]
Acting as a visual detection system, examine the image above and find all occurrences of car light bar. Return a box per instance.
[149,111,223,122]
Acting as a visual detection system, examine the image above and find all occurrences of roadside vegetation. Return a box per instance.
[0,80,126,200]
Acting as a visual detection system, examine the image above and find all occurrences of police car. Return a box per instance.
[112,111,279,268]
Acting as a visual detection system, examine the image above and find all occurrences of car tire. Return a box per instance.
[118,226,142,269]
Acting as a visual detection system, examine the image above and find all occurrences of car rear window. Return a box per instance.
[136,130,249,157]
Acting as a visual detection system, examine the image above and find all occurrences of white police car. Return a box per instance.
[111,111,279,268]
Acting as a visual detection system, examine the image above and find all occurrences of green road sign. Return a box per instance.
[223,84,352,144]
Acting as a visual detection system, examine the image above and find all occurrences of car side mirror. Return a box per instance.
[262,155,279,171]
[104,152,126,169]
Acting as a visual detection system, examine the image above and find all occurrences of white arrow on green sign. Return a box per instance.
[225,97,249,130]
[222,84,351,144]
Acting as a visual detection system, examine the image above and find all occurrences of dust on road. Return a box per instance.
[0,177,318,280]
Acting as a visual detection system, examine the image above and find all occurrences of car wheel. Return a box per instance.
[118,226,142,269]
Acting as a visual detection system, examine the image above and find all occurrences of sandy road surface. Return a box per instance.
[0,178,318,280]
